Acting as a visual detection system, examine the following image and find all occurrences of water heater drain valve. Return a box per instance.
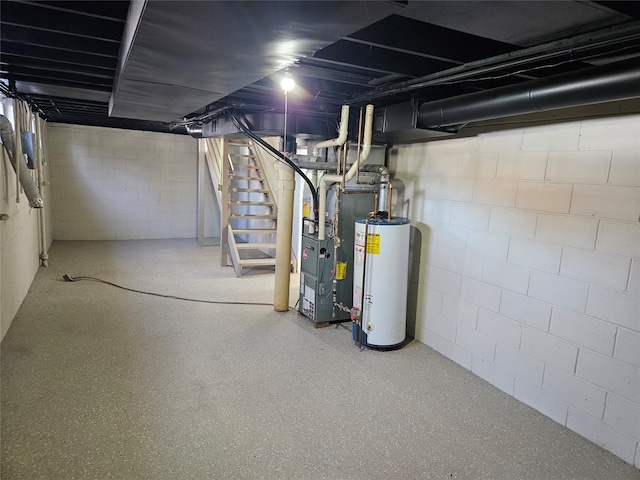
[350,306,360,324]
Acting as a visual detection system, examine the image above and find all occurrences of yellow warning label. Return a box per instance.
[303,202,311,218]
[366,233,380,254]
[336,262,347,280]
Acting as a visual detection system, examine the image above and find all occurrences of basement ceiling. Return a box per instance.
[1,1,640,135]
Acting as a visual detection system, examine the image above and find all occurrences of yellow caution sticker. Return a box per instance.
[366,233,380,254]
[336,262,347,280]
[303,202,311,218]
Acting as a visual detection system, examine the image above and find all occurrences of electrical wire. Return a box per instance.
[422,44,640,87]
[226,110,319,214]
[61,274,273,306]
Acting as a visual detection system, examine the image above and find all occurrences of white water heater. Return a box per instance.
[353,216,410,347]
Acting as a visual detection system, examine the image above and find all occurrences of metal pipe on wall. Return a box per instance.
[0,110,43,208]
[35,114,48,266]
[15,101,21,203]
[360,164,390,214]
[357,213,372,349]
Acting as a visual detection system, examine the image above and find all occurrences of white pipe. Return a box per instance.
[35,115,48,266]
[318,104,374,240]
[15,100,22,203]
[308,170,318,234]
[273,162,295,311]
[312,105,350,156]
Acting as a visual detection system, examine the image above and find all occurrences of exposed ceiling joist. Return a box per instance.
[1,1,638,137]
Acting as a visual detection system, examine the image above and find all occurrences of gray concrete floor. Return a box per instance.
[2,239,639,480]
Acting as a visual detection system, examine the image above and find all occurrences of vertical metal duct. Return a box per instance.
[418,58,640,129]
[0,114,43,208]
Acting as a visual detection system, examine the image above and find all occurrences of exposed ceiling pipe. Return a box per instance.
[349,20,640,104]
[318,104,374,240]
[312,105,350,156]
[185,124,203,138]
[418,57,640,129]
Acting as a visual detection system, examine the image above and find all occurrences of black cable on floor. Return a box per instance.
[62,274,273,306]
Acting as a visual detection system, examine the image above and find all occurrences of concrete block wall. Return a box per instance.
[0,157,41,340]
[391,113,640,466]
[1,100,52,340]
[47,124,215,240]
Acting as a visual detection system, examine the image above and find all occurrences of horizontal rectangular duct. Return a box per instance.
[200,112,335,140]
[371,100,455,144]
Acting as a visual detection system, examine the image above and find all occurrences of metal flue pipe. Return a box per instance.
[0,113,43,208]
[418,57,640,129]
[361,164,390,214]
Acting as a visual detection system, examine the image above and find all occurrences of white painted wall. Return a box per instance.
[47,124,216,240]
[0,174,40,341]
[5,113,639,466]
[391,113,640,466]
[0,100,52,340]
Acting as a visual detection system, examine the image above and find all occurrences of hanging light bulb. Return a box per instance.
[280,71,295,92]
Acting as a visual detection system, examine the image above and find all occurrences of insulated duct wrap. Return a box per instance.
[418,58,640,129]
[0,114,43,208]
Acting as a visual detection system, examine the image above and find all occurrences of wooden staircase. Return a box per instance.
[199,136,296,277]
[223,139,279,276]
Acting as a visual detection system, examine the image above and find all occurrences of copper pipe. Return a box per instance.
[359,214,373,350]
[341,189,378,195]
[355,106,373,187]
[331,188,341,317]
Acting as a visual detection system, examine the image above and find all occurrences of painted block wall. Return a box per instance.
[0,161,40,341]
[47,124,217,240]
[391,113,640,467]
[0,103,52,341]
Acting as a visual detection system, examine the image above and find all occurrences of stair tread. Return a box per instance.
[229,153,256,158]
[229,213,277,219]
[231,164,260,169]
[229,188,269,192]
[237,258,277,266]
[230,175,264,180]
[231,228,277,234]
[229,201,274,206]
[235,243,277,249]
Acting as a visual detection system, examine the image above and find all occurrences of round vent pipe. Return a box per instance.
[0,114,43,208]
[418,57,640,129]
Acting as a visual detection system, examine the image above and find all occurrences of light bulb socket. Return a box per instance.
[280,72,295,92]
